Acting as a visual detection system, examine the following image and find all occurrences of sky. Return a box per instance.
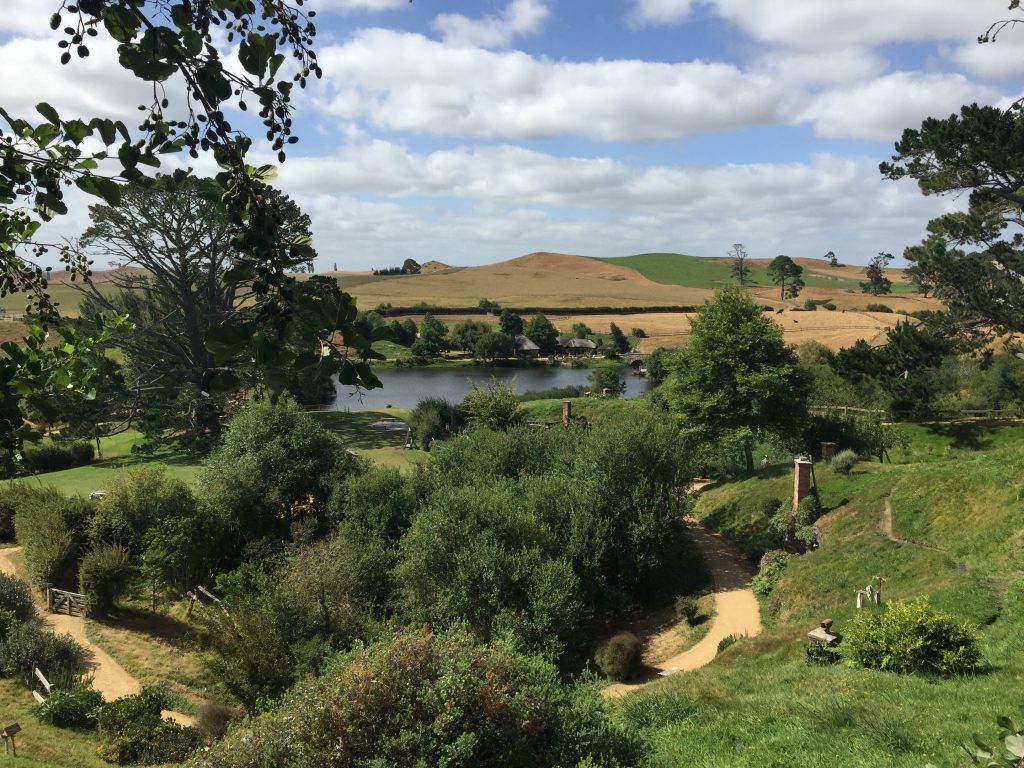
[2,0,1022,272]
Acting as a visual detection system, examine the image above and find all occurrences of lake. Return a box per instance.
[330,364,650,411]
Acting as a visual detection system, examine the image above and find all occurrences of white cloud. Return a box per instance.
[315,29,782,140]
[954,35,1024,78]
[433,0,550,49]
[651,0,997,50]
[309,0,409,12]
[628,0,696,28]
[799,72,1003,141]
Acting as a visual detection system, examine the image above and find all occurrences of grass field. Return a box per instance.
[619,421,1024,767]
[600,253,917,295]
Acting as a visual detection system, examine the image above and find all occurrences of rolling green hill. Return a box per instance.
[600,253,916,295]
[616,422,1024,767]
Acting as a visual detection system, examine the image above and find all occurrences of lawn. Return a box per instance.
[623,420,1024,768]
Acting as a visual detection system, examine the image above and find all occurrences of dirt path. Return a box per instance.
[0,547,194,726]
[881,497,944,552]
[604,521,762,698]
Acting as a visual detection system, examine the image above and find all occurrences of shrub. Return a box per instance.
[0,571,35,622]
[717,634,739,654]
[842,598,981,676]
[751,550,792,598]
[0,622,87,687]
[195,701,240,741]
[14,490,92,589]
[194,628,647,767]
[37,678,104,729]
[79,544,135,616]
[595,632,643,682]
[21,441,94,474]
[0,610,18,643]
[675,595,701,626]
[408,397,465,450]
[461,380,523,431]
[803,298,818,311]
[823,302,837,311]
[865,303,893,313]
[830,448,858,474]
[98,685,202,765]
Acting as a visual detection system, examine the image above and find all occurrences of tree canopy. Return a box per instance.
[663,286,809,472]
[860,252,893,296]
[881,103,1024,335]
[767,255,805,300]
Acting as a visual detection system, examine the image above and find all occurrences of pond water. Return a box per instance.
[330,364,651,411]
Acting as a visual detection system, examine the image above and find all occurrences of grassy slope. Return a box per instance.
[622,422,1024,767]
[601,253,916,295]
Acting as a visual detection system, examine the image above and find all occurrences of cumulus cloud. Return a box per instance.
[798,72,1003,141]
[433,0,550,49]
[628,0,696,28]
[637,0,994,50]
[954,35,1024,79]
[315,29,782,140]
[309,0,410,12]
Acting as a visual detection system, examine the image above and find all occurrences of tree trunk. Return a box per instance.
[743,439,754,475]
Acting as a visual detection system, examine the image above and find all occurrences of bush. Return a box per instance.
[461,380,523,431]
[195,701,240,741]
[842,598,981,676]
[823,302,837,311]
[0,622,87,687]
[14,490,92,589]
[0,571,35,623]
[98,685,202,765]
[37,678,104,729]
[79,544,135,616]
[674,595,701,626]
[194,628,647,767]
[21,441,94,474]
[865,303,893,313]
[716,634,739,654]
[408,397,465,450]
[595,632,643,682]
[830,448,858,474]
[751,549,792,598]
[803,298,818,311]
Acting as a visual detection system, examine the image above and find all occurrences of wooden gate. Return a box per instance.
[46,587,87,616]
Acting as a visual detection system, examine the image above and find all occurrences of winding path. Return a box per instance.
[0,547,194,725]
[881,497,944,552]
[604,521,762,698]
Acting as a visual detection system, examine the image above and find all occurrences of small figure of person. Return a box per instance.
[760,454,770,470]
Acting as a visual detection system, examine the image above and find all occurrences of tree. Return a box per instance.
[664,286,810,473]
[498,309,523,337]
[631,327,647,339]
[882,103,1024,336]
[728,243,751,285]
[523,313,559,355]
[411,313,448,357]
[767,255,805,300]
[402,258,421,275]
[448,319,491,353]
[477,298,500,312]
[571,322,592,339]
[78,176,312,445]
[609,322,631,354]
[0,0,381,461]
[388,318,418,346]
[589,367,625,395]
[645,348,670,385]
[825,250,839,267]
[473,332,514,362]
[904,263,934,297]
[860,252,893,295]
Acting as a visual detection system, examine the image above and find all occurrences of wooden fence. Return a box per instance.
[809,405,1020,422]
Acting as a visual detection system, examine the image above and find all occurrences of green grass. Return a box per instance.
[0,679,107,767]
[520,394,648,424]
[600,253,916,295]
[626,422,1024,767]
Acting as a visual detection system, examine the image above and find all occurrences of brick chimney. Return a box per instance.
[821,442,837,461]
[794,458,812,511]
[562,400,572,427]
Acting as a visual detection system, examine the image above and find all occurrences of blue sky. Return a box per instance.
[2,0,1022,271]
